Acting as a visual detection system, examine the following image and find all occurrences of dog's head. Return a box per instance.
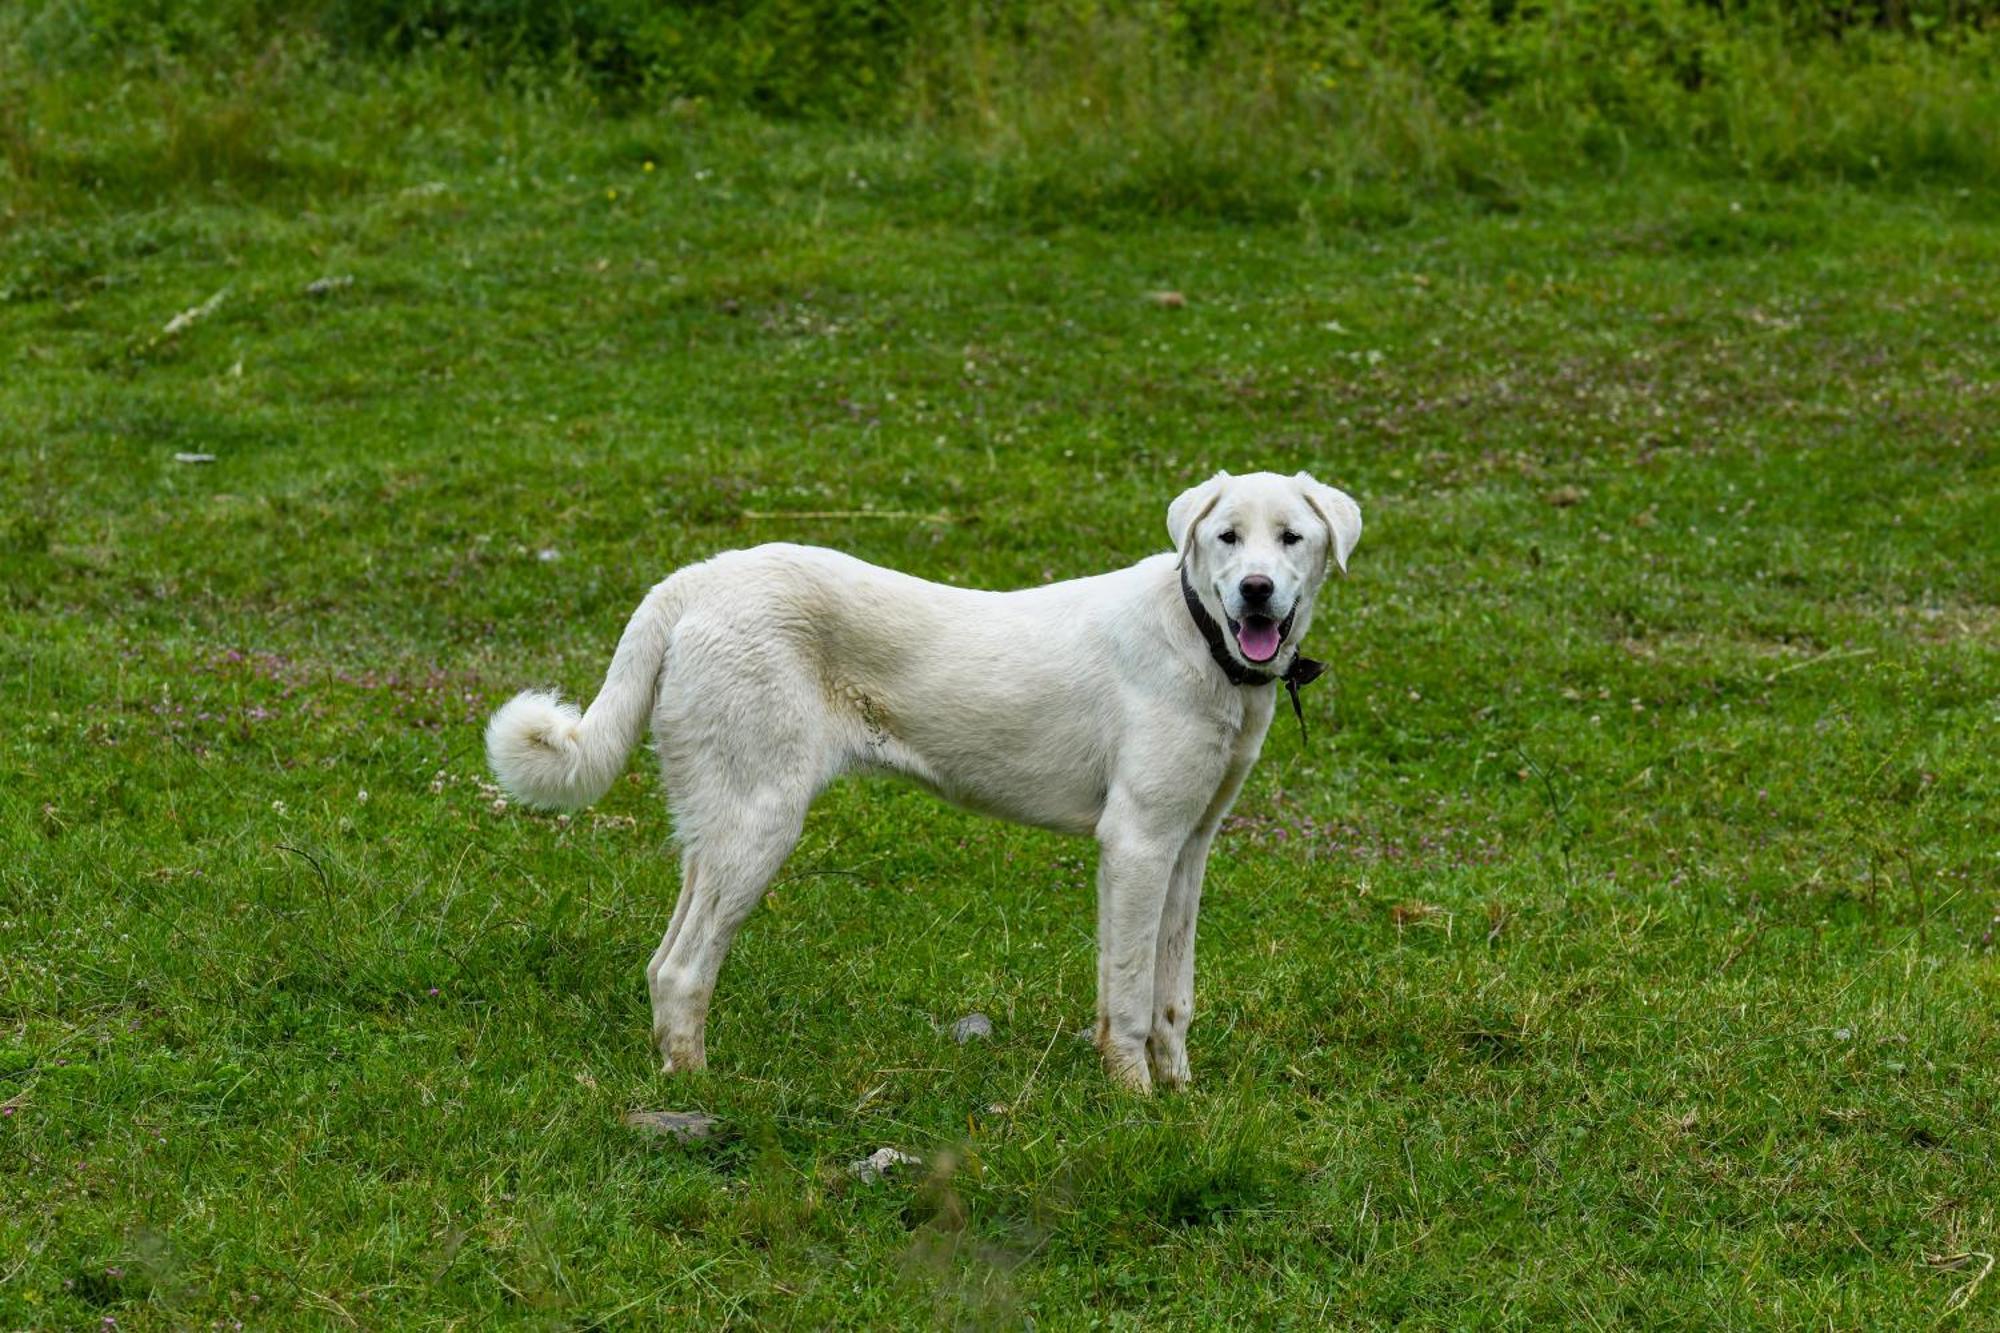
[1168,470,1361,671]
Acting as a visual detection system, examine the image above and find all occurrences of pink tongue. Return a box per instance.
[1236,619,1282,662]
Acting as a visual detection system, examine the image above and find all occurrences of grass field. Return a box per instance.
[4,68,2000,1328]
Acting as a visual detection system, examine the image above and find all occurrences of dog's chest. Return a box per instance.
[1217,686,1278,780]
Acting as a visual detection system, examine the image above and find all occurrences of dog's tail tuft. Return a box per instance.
[485,691,603,810]
[485,577,683,811]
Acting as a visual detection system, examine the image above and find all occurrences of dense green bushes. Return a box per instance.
[2,0,1995,221]
[9,0,1996,117]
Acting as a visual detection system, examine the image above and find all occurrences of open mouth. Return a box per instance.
[1226,605,1296,665]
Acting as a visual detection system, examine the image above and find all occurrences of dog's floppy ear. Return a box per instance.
[1167,471,1230,565]
[1294,472,1362,573]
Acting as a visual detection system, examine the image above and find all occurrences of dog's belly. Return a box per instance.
[896,743,1107,836]
[836,689,1110,836]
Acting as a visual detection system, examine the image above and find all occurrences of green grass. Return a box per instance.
[4,66,2000,1328]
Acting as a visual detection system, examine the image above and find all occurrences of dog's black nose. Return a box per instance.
[1239,575,1274,606]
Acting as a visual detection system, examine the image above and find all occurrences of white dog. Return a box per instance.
[486,470,1360,1092]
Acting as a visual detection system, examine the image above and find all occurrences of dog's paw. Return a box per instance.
[659,1039,706,1075]
[1145,1027,1191,1090]
[1148,1050,1191,1092]
[1102,1045,1154,1095]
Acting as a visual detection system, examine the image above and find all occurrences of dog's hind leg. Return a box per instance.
[649,785,809,1073]
[643,606,836,1073]
[1095,879,1114,1054]
[646,852,699,1048]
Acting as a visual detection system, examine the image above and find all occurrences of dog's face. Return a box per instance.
[1168,470,1361,669]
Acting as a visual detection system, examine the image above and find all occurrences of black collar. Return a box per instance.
[1179,567,1329,743]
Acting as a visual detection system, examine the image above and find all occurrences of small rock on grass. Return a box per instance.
[849,1147,921,1184]
[950,1012,993,1044]
[623,1109,718,1142]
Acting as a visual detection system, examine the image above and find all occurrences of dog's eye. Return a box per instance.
[1280,530,1303,546]
[1217,530,1238,545]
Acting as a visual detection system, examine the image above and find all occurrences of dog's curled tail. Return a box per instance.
[485,576,684,811]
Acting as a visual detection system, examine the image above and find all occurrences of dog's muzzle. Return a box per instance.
[1224,603,1296,665]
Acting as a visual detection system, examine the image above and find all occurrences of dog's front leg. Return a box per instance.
[1094,817,1180,1094]
[1147,828,1216,1090]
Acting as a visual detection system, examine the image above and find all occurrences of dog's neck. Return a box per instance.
[1177,566,1328,741]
